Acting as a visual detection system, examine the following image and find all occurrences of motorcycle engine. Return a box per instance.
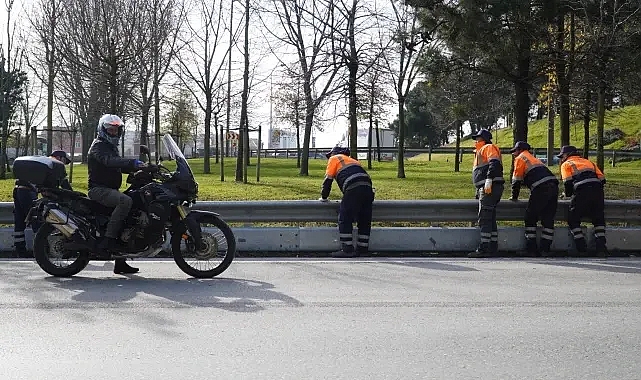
[120,211,150,243]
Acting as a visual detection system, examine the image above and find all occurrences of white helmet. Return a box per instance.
[97,114,125,146]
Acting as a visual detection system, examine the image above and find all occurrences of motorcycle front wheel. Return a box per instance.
[33,223,90,277]
[171,214,236,278]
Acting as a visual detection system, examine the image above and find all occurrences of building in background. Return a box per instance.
[338,126,396,160]
[267,127,315,149]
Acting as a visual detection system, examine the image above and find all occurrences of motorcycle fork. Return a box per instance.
[176,205,204,250]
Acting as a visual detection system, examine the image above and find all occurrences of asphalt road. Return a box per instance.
[1,257,640,380]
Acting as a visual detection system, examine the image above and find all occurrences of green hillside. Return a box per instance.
[453,104,641,150]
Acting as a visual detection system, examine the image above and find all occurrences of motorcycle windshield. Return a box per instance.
[162,134,195,181]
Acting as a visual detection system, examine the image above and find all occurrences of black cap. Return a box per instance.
[325,146,350,159]
[509,141,531,153]
[50,150,71,164]
[556,145,578,158]
[470,129,492,143]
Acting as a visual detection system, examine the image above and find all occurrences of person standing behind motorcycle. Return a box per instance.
[319,146,375,258]
[12,150,73,257]
[557,145,607,257]
[508,141,559,257]
[468,129,505,258]
[88,114,145,274]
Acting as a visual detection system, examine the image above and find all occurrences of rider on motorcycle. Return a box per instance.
[87,114,145,274]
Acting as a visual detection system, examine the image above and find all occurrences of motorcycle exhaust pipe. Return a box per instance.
[45,208,79,238]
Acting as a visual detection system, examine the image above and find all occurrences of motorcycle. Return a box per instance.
[20,134,236,278]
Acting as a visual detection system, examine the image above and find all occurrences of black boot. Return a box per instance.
[468,243,492,258]
[356,246,368,256]
[15,244,27,258]
[331,244,358,258]
[526,239,539,257]
[114,258,139,274]
[539,240,553,257]
[596,241,608,258]
[574,238,587,256]
[489,241,499,255]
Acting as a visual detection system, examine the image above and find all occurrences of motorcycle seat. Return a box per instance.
[41,187,115,216]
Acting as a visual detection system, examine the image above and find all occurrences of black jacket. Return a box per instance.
[88,137,136,190]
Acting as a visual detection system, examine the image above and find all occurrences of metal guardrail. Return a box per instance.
[1,200,640,253]
[0,200,639,224]
[251,147,641,158]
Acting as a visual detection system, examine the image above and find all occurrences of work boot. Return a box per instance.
[596,243,609,258]
[489,241,499,255]
[114,258,139,274]
[356,246,368,256]
[331,244,358,258]
[574,238,587,256]
[526,239,539,257]
[468,243,492,258]
[15,245,27,258]
[539,241,553,257]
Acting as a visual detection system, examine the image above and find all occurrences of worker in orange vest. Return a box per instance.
[557,145,607,256]
[509,141,559,256]
[319,146,375,258]
[468,129,505,258]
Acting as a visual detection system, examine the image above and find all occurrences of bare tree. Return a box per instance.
[177,0,230,173]
[327,0,389,160]
[27,0,64,154]
[358,68,393,169]
[381,0,437,178]
[0,0,28,177]
[259,0,343,176]
[17,62,46,155]
[55,0,149,160]
[235,0,250,182]
[133,0,184,161]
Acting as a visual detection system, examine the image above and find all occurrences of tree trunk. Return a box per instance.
[295,98,301,168]
[296,119,301,169]
[556,6,571,147]
[596,82,605,171]
[513,35,531,144]
[513,79,529,143]
[299,74,314,176]
[214,112,219,164]
[139,101,150,160]
[375,119,381,162]
[204,95,212,174]
[454,119,461,172]
[396,97,406,178]
[235,0,250,182]
[582,88,591,158]
[547,93,555,166]
[367,114,373,170]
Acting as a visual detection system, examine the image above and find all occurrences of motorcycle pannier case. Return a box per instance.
[12,156,67,188]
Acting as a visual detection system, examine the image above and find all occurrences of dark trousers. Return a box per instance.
[88,187,133,239]
[13,187,39,253]
[477,183,504,252]
[338,186,375,253]
[568,184,606,252]
[524,182,558,253]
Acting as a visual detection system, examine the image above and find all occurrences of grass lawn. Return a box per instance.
[455,104,641,150]
[1,153,640,201]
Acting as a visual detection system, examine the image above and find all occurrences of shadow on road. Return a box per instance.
[531,259,641,274]
[385,260,479,272]
[42,274,303,313]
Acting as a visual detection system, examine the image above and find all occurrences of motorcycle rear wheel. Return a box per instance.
[171,214,236,278]
[33,223,90,277]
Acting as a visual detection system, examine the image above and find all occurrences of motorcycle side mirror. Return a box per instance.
[139,145,151,162]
